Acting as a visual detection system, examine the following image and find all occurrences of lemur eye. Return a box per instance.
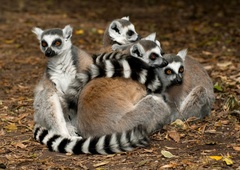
[165,69,172,75]
[149,53,158,60]
[53,39,62,47]
[179,67,184,73]
[127,30,134,36]
[41,41,48,47]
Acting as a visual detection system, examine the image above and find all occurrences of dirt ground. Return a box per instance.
[0,0,239,169]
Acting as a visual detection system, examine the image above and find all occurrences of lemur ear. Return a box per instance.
[63,25,73,40]
[142,32,156,41]
[121,16,129,21]
[155,40,161,47]
[177,48,188,61]
[130,43,145,58]
[32,27,43,40]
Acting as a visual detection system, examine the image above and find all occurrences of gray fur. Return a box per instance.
[165,56,215,122]
[154,52,214,122]
[32,25,150,155]
[42,28,63,38]
[103,17,139,47]
[32,25,80,137]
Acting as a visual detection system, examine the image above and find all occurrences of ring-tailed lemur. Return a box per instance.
[160,54,215,122]
[32,25,92,137]
[32,25,150,154]
[103,16,140,47]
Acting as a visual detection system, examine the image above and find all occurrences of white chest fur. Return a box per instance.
[47,51,77,94]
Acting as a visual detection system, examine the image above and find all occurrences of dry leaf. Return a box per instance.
[97,29,104,34]
[171,119,187,130]
[4,39,15,44]
[143,148,154,153]
[217,61,232,70]
[209,155,222,161]
[4,123,17,131]
[223,157,234,165]
[233,146,240,152]
[205,129,217,133]
[75,29,84,35]
[161,150,177,158]
[168,131,180,143]
[164,146,177,150]
[96,168,106,170]
[0,129,5,136]
[137,160,149,166]
[160,162,178,169]
[15,141,27,149]
[93,161,109,168]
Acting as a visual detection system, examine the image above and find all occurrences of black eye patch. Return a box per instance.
[52,39,62,47]
[127,30,134,36]
[179,66,184,73]
[149,53,159,60]
[41,40,48,48]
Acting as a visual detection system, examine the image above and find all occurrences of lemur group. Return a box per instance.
[32,17,215,155]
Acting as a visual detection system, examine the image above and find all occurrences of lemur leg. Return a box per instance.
[34,86,77,137]
[178,86,211,121]
[117,95,171,134]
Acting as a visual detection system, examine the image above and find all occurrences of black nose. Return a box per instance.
[157,58,168,68]
[152,58,168,68]
[174,75,182,85]
[137,34,142,40]
[45,48,56,57]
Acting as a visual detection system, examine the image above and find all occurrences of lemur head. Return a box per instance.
[106,16,139,45]
[32,25,73,57]
[129,33,167,67]
[156,49,187,88]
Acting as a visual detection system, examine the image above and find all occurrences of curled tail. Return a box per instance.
[66,52,162,109]
[33,124,149,155]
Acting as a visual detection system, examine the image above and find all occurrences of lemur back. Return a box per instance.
[32,25,149,155]
[74,50,187,138]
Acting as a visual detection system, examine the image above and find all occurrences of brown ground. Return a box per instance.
[0,0,239,169]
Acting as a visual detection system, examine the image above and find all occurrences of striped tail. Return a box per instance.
[93,52,126,65]
[65,52,162,111]
[33,124,149,155]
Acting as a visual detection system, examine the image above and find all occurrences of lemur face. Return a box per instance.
[130,41,167,68]
[32,25,73,57]
[109,17,139,45]
[156,49,187,88]
[163,60,184,85]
